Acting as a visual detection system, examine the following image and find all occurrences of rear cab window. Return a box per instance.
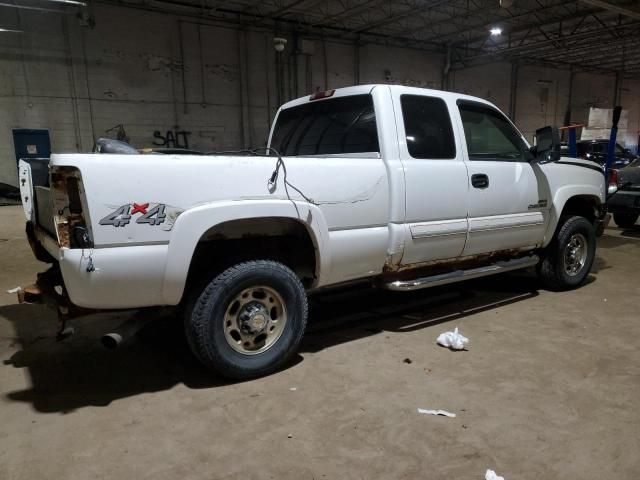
[458,101,531,161]
[270,94,379,156]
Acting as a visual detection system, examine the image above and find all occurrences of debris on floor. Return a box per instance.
[485,469,505,480]
[436,327,469,350]
[403,358,412,364]
[6,287,21,294]
[289,387,297,391]
[417,408,456,418]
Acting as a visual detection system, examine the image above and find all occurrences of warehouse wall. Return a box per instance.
[1,3,639,187]
[0,3,450,187]
[451,63,640,149]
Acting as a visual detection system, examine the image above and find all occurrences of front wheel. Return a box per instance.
[537,216,596,291]
[613,212,639,228]
[185,260,308,380]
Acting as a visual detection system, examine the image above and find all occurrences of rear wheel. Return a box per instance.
[185,260,308,379]
[613,212,639,228]
[537,216,596,291]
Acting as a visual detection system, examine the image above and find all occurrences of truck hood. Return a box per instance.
[556,156,604,173]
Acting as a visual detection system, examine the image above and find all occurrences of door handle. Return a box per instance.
[471,173,489,189]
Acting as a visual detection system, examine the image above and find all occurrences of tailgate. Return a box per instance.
[18,158,56,237]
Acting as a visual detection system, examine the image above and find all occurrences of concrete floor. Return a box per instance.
[0,204,639,479]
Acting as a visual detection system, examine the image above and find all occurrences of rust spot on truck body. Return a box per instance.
[383,248,535,279]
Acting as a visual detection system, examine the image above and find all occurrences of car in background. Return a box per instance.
[608,158,640,228]
[560,140,638,169]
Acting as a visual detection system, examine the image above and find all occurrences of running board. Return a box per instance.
[381,255,539,292]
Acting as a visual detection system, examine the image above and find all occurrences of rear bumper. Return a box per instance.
[607,191,640,214]
[59,245,169,309]
[27,224,170,309]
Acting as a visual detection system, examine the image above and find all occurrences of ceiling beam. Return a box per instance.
[411,0,576,42]
[348,0,450,34]
[579,0,640,20]
[311,0,384,27]
[451,6,603,47]
[457,20,639,63]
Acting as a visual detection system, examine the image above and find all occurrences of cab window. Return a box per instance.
[458,101,530,161]
[401,95,456,159]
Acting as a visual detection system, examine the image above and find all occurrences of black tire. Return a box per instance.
[613,212,639,228]
[185,260,308,379]
[537,216,596,291]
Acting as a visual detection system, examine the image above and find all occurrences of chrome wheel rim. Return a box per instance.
[223,286,287,355]
[563,233,588,277]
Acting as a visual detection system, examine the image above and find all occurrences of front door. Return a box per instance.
[455,101,549,256]
[392,90,469,265]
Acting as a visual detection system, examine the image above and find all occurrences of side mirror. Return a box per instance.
[530,126,561,163]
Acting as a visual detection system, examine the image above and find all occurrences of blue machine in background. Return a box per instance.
[605,106,623,181]
[12,129,51,166]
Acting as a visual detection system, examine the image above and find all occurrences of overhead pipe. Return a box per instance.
[0,2,76,13]
[442,44,451,90]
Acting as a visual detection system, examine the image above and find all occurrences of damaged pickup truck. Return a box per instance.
[18,85,606,379]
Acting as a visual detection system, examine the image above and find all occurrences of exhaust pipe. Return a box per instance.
[101,315,150,350]
[101,332,125,350]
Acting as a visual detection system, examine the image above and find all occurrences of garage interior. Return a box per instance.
[1,0,639,479]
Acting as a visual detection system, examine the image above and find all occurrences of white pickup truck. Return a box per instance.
[18,85,607,379]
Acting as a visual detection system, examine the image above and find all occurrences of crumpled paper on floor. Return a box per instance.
[436,327,469,350]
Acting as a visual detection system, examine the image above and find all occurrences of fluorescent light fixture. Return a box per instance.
[45,0,87,5]
[490,27,502,36]
[0,27,22,32]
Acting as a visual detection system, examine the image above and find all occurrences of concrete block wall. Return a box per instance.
[0,3,447,187]
[1,2,639,187]
[450,62,512,113]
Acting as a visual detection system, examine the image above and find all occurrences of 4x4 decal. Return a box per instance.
[100,203,167,227]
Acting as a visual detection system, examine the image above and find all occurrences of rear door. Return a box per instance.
[391,89,469,265]
[455,100,548,256]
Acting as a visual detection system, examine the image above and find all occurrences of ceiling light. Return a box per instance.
[490,27,503,36]
[0,27,22,32]
[46,0,87,5]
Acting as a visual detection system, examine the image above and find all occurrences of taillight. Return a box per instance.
[607,169,619,196]
[50,166,93,249]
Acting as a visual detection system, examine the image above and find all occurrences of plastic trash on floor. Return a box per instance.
[436,327,469,350]
[485,469,505,480]
[417,408,456,418]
